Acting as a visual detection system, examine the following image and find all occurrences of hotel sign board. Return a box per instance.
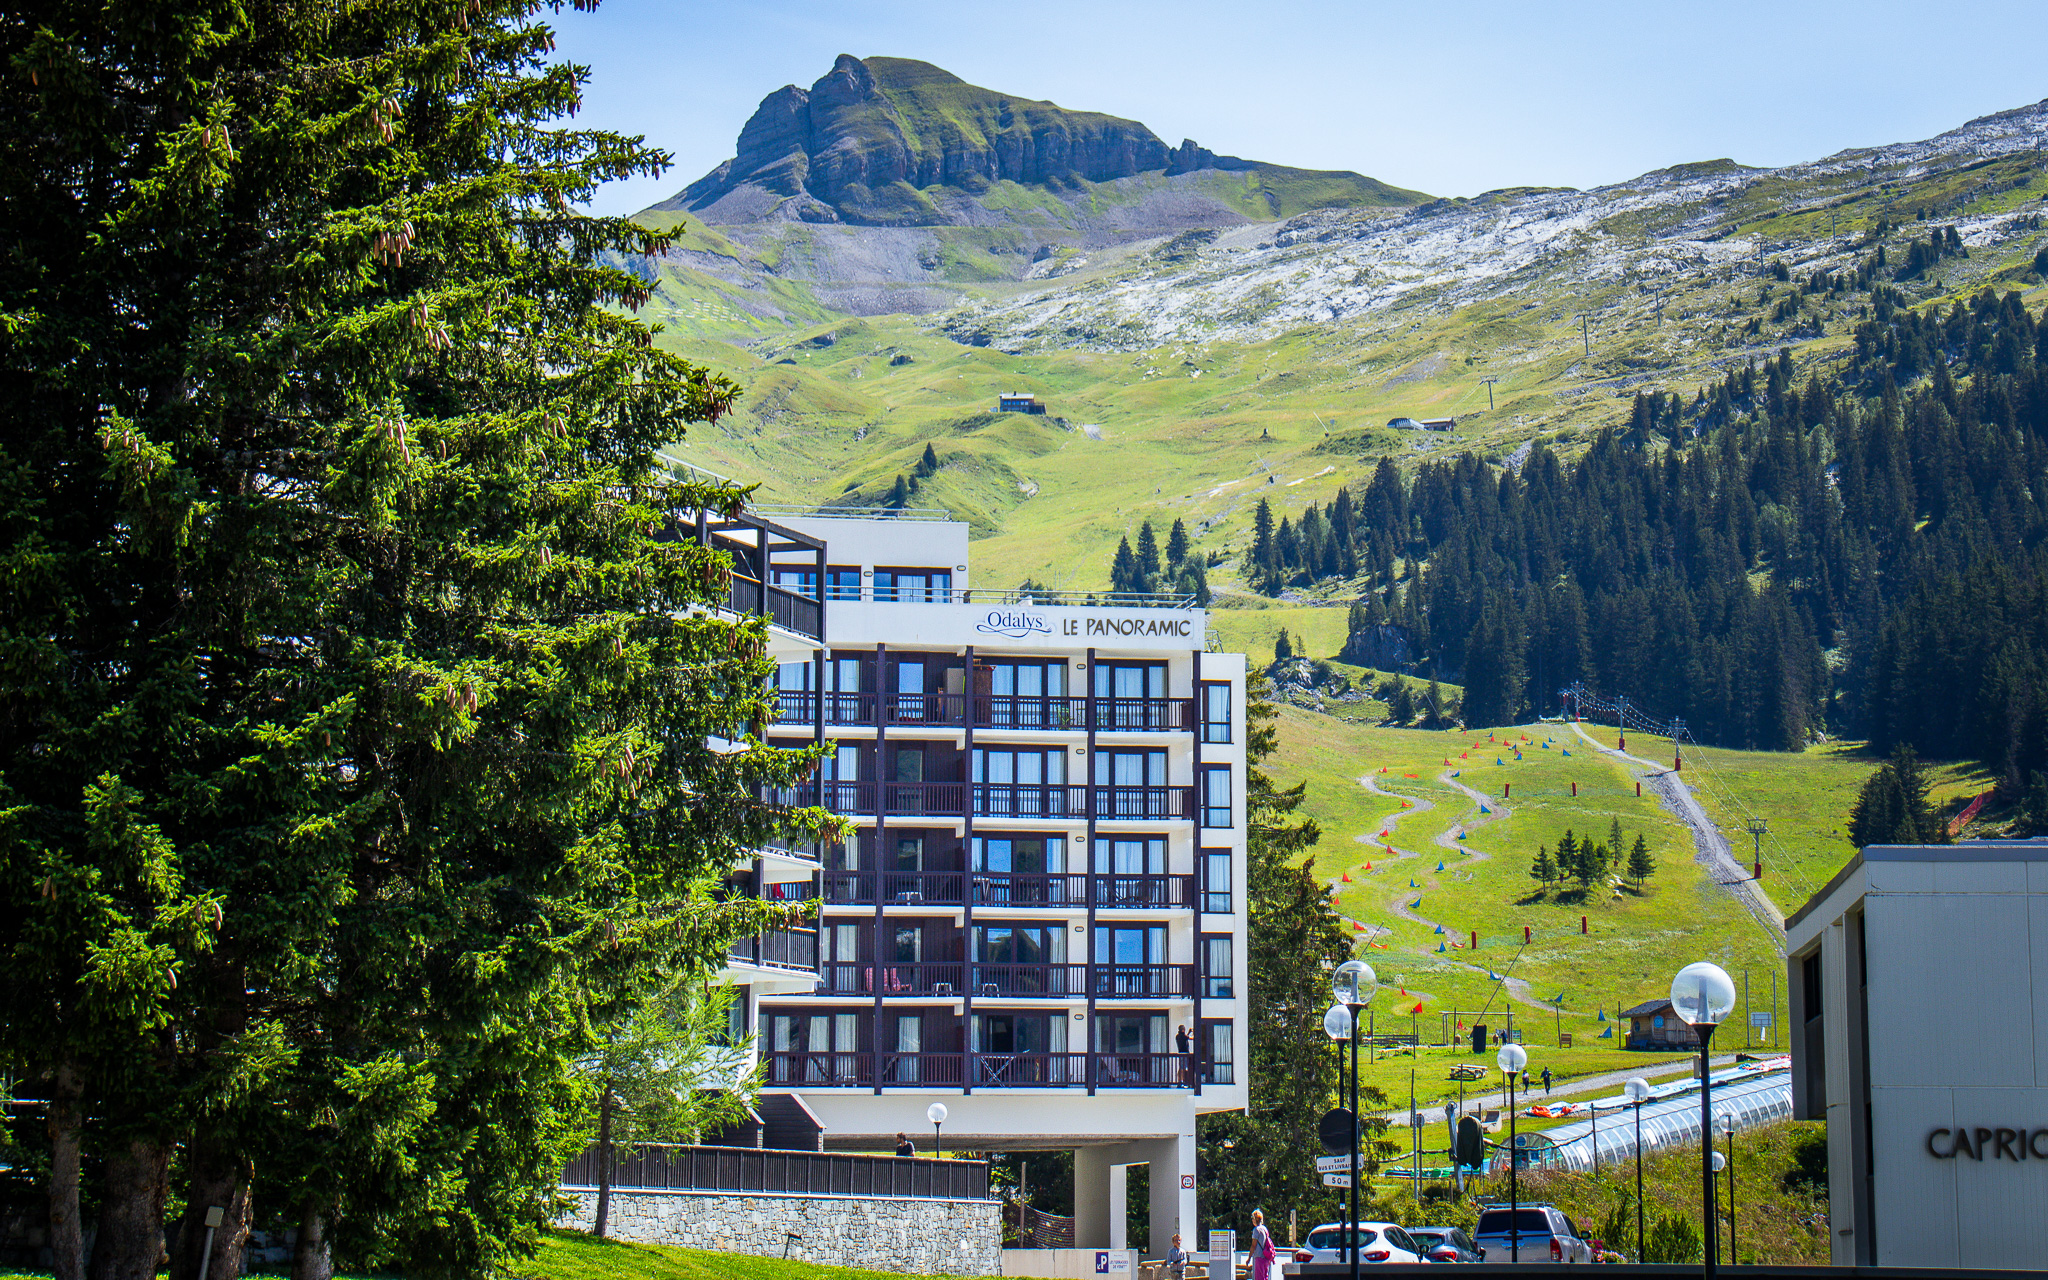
[829,600,1206,651]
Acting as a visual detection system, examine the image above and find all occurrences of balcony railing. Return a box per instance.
[773,782,1196,821]
[1093,963,1195,998]
[773,693,1194,734]
[727,573,822,641]
[762,1051,1199,1090]
[968,963,1090,997]
[817,962,964,997]
[562,1142,988,1201]
[815,873,1189,908]
[726,927,818,972]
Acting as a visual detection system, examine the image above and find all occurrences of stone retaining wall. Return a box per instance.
[558,1187,1000,1276]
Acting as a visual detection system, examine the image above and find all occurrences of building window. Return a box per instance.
[772,568,818,599]
[825,567,862,600]
[1201,683,1232,743]
[1094,748,1168,818]
[1201,850,1231,913]
[1200,766,1232,828]
[874,568,951,603]
[1202,936,1233,999]
[974,747,1070,816]
[1200,1021,1235,1085]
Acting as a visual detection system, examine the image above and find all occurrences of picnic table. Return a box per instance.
[1447,1062,1489,1081]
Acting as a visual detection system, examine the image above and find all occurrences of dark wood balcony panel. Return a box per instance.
[727,927,818,972]
[816,961,965,997]
[1094,873,1195,909]
[822,870,968,906]
[1091,786,1196,821]
[759,1051,1198,1091]
[1090,697,1195,732]
[726,574,822,642]
[564,1142,987,1201]
[975,696,1090,731]
[768,783,1194,822]
[971,873,1088,908]
[968,963,1089,998]
[1093,963,1196,998]
[882,692,966,726]
[969,783,1090,820]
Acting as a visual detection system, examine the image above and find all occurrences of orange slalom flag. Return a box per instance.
[1341,873,1354,882]
[1411,1001,1425,1015]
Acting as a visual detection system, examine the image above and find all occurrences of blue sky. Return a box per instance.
[554,0,2048,216]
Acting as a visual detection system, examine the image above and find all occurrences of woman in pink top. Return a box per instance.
[1250,1208,1276,1280]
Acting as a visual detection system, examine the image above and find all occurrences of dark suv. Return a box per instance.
[1473,1204,1593,1263]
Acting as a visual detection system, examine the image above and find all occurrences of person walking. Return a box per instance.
[1251,1209,1276,1280]
[1166,1233,1187,1280]
[895,1132,915,1157]
[1542,1066,1553,1095]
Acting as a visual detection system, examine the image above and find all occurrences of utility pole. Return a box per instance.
[1578,313,1591,358]
[1480,377,1498,411]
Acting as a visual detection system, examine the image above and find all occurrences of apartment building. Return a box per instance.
[711,506,1249,1255]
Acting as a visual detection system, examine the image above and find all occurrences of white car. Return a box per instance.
[1288,1220,1430,1266]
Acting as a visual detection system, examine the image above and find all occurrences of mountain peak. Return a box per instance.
[662,55,1419,228]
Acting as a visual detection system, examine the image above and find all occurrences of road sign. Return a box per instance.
[1315,1154,1352,1173]
[1749,1011,1774,1029]
[1317,1107,1357,1154]
[1322,1173,1353,1188]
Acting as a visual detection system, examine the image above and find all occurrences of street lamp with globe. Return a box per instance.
[927,1103,947,1157]
[1624,1076,1652,1261]
[1670,961,1736,1279]
[1496,1043,1529,1260]
[1326,959,1376,1280]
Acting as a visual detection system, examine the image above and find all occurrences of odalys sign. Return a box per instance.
[974,608,1197,641]
[1925,1127,2048,1160]
[824,599,1205,650]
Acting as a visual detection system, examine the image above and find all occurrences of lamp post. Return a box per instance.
[1723,1115,1737,1263]
[1670,961,1736,1280]
[1496,1042,1529,1261]
[927,1102,947,1158]
[1330,958,1378,1280]
[1624,1077,1652,1262]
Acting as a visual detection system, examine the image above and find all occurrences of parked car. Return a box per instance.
[1289,1220,1430,1265]
[1472,1204,1595,1263]
[1405,1225,1482,1262]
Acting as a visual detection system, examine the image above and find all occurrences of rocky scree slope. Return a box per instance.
[935,100,2048,354]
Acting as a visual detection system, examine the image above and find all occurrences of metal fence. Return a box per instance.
[562,1143,989,1201]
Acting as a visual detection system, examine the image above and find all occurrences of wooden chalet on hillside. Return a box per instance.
[1621,998,1701,1051]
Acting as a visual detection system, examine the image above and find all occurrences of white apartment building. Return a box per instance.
[707,507,1250,1254]
[1786,839,2048,1269]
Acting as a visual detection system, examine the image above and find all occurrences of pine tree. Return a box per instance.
[1847,745,1950,847]
[1197,675,1391,1233]
[1136,520,1162,584]
[889,473,911,507]
[0,7,826,1277]
[1555,830,1581,888]
[1389,679,1416,724]
[1609,817,1625,863]
[918,442,940,476]
[1275,628,1295,663]
[1627,833,1656,889]
[1167,518,1191,566]
[1111,537,1140,594]
[1530,846,1557,893]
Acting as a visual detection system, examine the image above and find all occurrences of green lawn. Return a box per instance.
[519,1231,926,1280]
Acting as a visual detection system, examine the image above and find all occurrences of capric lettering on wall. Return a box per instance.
[1925,1127,2048,1161]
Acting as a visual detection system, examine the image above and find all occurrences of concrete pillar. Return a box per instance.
[1109,1164,1129,1250]
[1148,1129,1197,1260]
[1074,1146,1114,1248]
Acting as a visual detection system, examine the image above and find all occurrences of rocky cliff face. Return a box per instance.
[669,55,1334,227]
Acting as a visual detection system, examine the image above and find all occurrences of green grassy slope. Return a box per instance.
[519,1231,927,1280]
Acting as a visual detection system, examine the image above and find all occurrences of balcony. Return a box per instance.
[771,782,1193,822]
[807,962,1193,1000]
[726,927,818,972]
[773,693,1193,734]
[762,1050,1198,1090]
[817,962,964,997]
[818,872,1193,910]
[728,571,822,641]
[563,1141,988,1200]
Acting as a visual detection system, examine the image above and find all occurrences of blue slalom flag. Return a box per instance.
[1599,1026,1613,1038]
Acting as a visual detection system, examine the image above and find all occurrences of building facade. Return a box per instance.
[1785,840,2048,1269]
[714,510,1248,1255]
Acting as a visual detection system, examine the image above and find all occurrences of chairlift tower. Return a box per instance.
[1745,817,1768,881]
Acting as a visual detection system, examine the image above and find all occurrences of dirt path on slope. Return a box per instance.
[1565,720,1785,937]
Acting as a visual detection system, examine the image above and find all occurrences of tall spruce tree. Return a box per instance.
[1846,745,1950,847]
[1135,520,1162,585]
[1166,518,1191,566]
[1196,675,1390,1236]
[0,4,826,1278]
